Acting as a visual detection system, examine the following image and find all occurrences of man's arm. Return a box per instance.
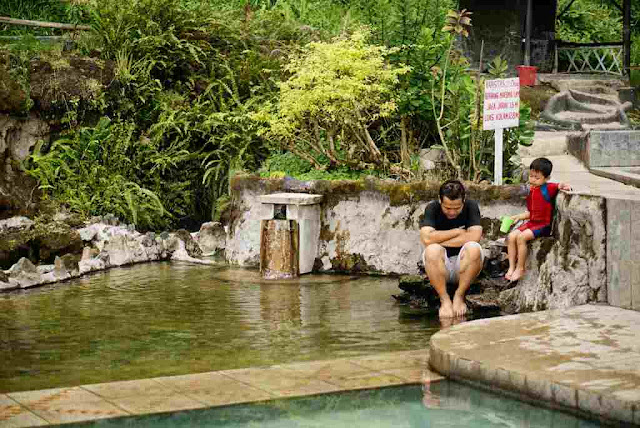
[439,225,483,247]
[420,226,464,247]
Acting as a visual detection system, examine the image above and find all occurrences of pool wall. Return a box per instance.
[226,175,607,312]
[566,129,640,311]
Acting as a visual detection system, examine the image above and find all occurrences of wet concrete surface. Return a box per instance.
[429,304,640,425]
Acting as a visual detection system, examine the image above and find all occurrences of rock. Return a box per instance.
[466,288,501,312]
[78,225,98,242]
[420,159,436,171]
[37,264,55,274]
[174,229,203,258]
[419,148,447,171]
[195,222,226,256]
[8,257,37,274]
[0,216,34,231]
[7,257,42,288]
[102,234,148,266]
[32,222,84,263]
[59,253,81,273]
[0,271,9,283]
[0,63,28,112]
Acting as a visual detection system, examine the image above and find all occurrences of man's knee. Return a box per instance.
[425,244,445,262]
[461,242,483,262]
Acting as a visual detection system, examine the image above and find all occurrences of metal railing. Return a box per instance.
[555,42,625,76]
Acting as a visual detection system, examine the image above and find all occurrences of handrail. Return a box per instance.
[0,16,91,31]
[557,41,624,48]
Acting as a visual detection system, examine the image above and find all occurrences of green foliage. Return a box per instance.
[556,0,621,43]
[24,118,170,229]
[257,30,410,172]
[487,56,508,78]
[258,151,383,180]
[0,0,92,36]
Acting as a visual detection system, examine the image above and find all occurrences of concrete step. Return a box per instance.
[518,131,569,158]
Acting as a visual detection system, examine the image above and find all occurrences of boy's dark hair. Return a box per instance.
[530,157,553,177]
[439,179,465,202]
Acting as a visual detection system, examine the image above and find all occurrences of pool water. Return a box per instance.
[1,262,449,393]
[68,382,599,427]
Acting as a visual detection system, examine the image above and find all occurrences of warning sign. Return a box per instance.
[483,78,520,130]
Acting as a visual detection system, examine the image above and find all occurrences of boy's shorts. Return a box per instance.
[517,221,552,238]
[422,241,485,285]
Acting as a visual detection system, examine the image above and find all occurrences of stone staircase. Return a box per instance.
[538,77,633,131]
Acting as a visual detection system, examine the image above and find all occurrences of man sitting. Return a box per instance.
[419,180,484,319]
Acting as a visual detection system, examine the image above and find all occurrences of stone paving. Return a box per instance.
[0,349,442,427]
[429,304,640,425]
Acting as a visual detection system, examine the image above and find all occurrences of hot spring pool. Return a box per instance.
[62,382,599,427]
[1,262,448,393]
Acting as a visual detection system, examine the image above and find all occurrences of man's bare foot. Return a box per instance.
[452,295,468,317]
[438,299,454,319]
[440,315,465,329]
[510,268,525,281]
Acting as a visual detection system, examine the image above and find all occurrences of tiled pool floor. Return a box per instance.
[0,350,441,427]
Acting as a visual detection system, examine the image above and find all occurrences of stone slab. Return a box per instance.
[1,350,438,426]
[259,193,323,205]
[429,304,640,425]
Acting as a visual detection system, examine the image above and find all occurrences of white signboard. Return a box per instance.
[483,78,520,131]
[482,78,520,185]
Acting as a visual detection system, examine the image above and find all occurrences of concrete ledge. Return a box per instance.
[429,304,640,425]
[0,350,440,427]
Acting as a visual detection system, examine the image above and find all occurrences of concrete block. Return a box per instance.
[632,264,640,311]
[525,375,553,402]
[551,382,577,409]
[259,193,323,205]
[588,132,604,167]
[578,390,634,424]
[428,348,450,376]
[619,261,633,309]
[607,198,632,308]
[610,132,630,167]
[257,203,275,220]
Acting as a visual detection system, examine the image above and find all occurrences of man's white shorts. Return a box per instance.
[422,241,484,285]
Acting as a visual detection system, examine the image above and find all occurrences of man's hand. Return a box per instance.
[420,226,464,247]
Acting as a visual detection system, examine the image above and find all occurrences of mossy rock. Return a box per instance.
[174,229,203,257]
[32,222,84,263]
[0,63,28,113]
[29,54,114,113]
[0,220,84,269]
[0,228,34,269]
[59,253,81,272]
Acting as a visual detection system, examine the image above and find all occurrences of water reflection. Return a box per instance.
[0,263,438,393]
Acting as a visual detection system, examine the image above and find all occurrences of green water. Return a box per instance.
[67,382,599,428]
[1,262,442,393]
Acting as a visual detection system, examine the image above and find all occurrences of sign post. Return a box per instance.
[483,78,520,185]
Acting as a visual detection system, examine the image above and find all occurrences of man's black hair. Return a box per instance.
[530,157,553,178]
[439,179,465,202]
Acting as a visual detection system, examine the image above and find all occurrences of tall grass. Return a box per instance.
[0,0,92,36]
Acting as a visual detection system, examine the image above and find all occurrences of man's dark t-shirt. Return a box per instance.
[419,199,482,258]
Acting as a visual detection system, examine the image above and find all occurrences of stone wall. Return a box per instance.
[227,175,607,312]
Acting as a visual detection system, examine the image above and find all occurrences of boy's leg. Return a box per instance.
[506,230,521,280]
[511,229,535,281]
[424,244,454,319]
[452,242,484,317]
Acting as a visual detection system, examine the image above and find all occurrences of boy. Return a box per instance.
[505,157,571,281]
